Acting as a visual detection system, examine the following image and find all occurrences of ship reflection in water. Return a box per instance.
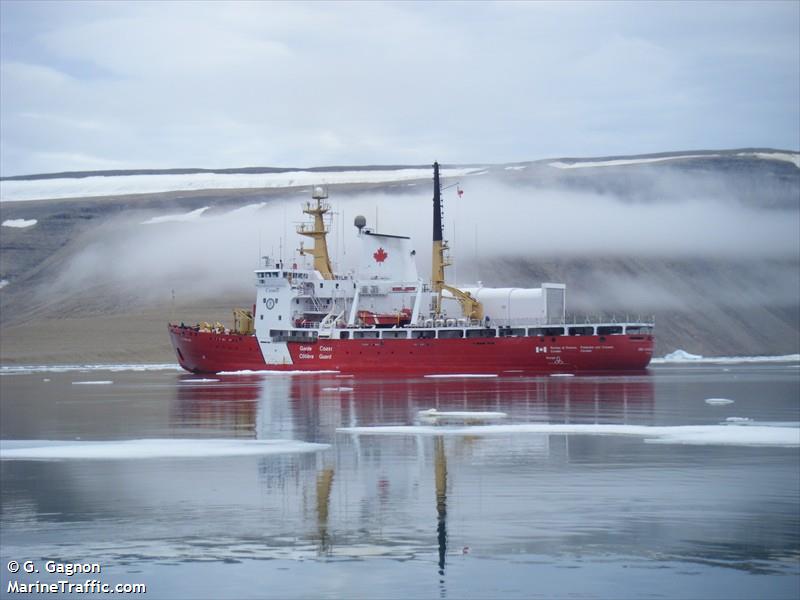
[171,372,661,579]
[174,372,657,438]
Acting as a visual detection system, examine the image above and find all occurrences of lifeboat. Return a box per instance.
[357,308,412,327]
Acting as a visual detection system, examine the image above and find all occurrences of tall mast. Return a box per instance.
[298,187,334,279]
[430,162,483,321]
[431,162,449,314]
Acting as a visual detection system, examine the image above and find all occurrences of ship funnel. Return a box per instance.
[354,215,367,233]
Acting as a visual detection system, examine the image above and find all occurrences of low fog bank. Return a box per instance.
[478,256,799,356]
[29,179,799,309]
[513,157,800,210]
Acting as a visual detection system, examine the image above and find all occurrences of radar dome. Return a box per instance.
[354,215,367,231]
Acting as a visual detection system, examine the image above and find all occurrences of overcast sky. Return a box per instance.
[1,0,798,176]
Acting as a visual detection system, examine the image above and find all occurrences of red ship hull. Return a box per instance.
[168,325,653,374]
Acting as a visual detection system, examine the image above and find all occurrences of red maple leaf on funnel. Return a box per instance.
[373,247,388,263]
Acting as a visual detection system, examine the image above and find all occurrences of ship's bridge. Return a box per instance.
[255,268,315,284]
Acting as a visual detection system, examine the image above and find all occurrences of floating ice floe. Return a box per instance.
[424,373,498,379]
[504,165,527,170]
[0,363,182,375]
[321,387,354,392]
[141,207,209,225]
[705,398,734,405]
[418,409,507,423]
[550,373,575,377]
[216,369,339,375]
[0,439,329,461]
[653,350,800,364]
[2,218,37,228]
[0,279,8,289]
[178,378,220,384]
[71,380,113,385]
[336,423,800,447]
[660,349,703,361]
[725,417,752,423]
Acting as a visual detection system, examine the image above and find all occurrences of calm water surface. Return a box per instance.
[1,364,798,599]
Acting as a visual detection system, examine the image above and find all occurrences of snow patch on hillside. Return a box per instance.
[2,218,37,228]
[549,151,799,170]
[549,155,715,169]
[141,207,209,225]
[0,167,485,202]
[738,152,800,168]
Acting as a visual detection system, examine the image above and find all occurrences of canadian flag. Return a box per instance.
[373,247,388,263]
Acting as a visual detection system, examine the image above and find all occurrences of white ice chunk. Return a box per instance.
[653,351,799,364]
[418,409,507,422]
[0,364,181,375]
[705,398,734,405]
[662,349,704,361]
[336,423,800,447]
[0,439,329,461]
[424,373,498,378]
[216,369,339,375]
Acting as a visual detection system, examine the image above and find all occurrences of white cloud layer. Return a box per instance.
[46,178,800,309]
[1,1,798,176]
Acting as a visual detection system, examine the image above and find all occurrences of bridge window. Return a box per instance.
[568,326,594,336]
[354,330,380,339]
[438,329,463,339]
[499,328,525,337]
[466,329,496,338]
[530,327,564,337]
[382,330,408,339]
[411,330,435,339]
[626,325,653,335]
[597,326,623,335]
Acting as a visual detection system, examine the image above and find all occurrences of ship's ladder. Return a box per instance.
[308,295,326,313]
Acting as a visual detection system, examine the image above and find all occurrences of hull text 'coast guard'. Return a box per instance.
[168,163,654,373]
